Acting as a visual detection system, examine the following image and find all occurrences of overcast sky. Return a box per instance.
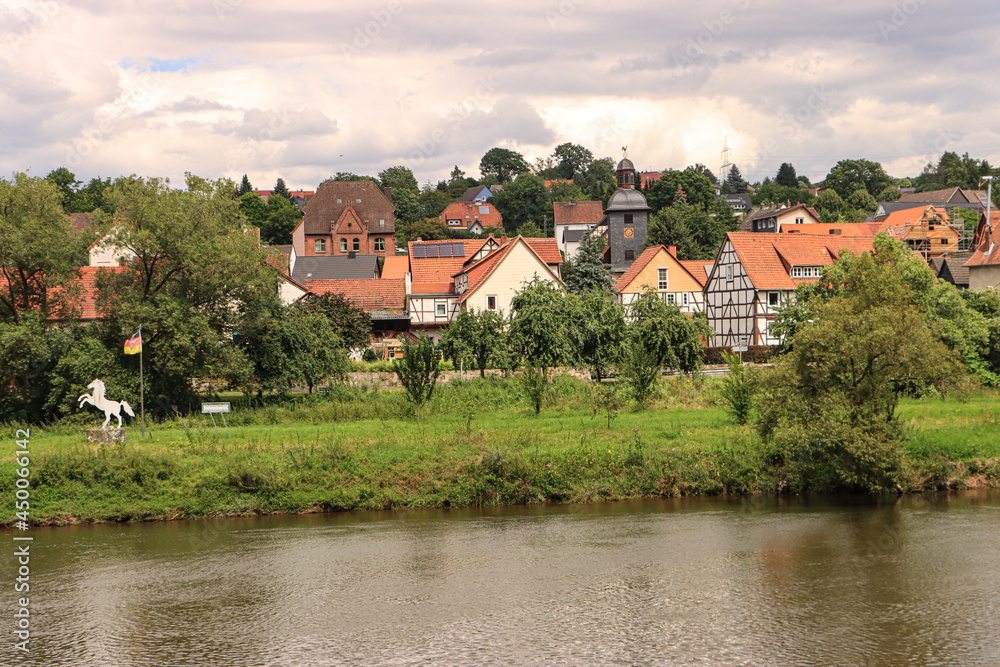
[3,0,1000,191]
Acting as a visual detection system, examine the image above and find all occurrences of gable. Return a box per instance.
[334,206,367,235]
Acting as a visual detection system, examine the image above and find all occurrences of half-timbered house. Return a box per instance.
[704,232,877,347]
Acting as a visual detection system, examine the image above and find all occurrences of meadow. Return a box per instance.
[3,374,998,526]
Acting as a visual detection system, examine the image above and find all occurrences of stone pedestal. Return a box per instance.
[86,429,126,444]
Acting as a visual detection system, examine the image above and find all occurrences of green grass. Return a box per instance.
[3,376,998,526]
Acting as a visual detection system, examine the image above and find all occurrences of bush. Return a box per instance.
[718,351,762,425]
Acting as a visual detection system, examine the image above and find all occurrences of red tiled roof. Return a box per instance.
[679,260,709,286]
[964,212,1000,267]
[305,278,406,311]
[614,245,702,292]
[381,255,409,280]
[544,179,573,189]
[408,238,492,292]
[780,223,881,236]
[726,232,877,290]
[553,200,604,226]
[440,201,503,228]
[455,236,561,304]
[523,237,562,265]
[614,246,662,292]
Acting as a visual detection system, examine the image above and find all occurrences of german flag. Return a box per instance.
[124,330,142,355]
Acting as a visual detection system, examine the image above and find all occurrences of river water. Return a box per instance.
[3,492,1000,666]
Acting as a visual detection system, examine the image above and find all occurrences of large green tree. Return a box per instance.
[775,163,798,188]
[395,334,441,422]
[440,307,506,377]
[572,289,626,381]
[823,159,892,199]
[509,277,574,376]
[95,174,278,406]
[295,292,372,352]
[479,147,531,183]
[551,142,594,180]
[493,172,550,234]
[0,173,86,323]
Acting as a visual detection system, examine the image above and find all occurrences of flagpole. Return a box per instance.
[139,325,145,439]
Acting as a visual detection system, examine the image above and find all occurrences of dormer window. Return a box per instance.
[315,239,326,253]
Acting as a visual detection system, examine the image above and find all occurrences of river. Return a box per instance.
[3,491,1000,666]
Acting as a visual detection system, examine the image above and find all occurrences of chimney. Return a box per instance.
[348,251,356,259]
[668,245,677,258]
[384,186,392,203]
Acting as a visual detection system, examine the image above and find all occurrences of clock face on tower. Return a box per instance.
[624,227,634,238]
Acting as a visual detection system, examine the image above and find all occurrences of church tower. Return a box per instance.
[605,153,649,273]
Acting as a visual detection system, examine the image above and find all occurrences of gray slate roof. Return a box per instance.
[291,254,379,282]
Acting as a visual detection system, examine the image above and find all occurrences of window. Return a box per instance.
[356,198,361,203]
[624,213,633,226]
[792,267,802,278]
[658,268,668,290]
[726,265,733,281]
[682,292,689,306]
[337,198,342,203]
[795,217,804,224]
[448,219,462,226]
[486,295,497,311]
[374,238,385,252]
[624,250,634,261]
[479,206,490,215]
[340,239,347,252]
[768,292,779,307]
[666,293,676,305]
[352,238,360,251]
[436,303,446,316]
[379,219,385,227]
[314,239,326,253]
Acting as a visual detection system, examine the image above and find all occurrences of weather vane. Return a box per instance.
[622,145,628,158]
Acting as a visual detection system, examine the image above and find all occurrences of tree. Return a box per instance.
[572,289,626,381]
[646,169,716,213]
[378,165,419,194]
[395,334,440,422]
[562,235,614,294]
[418,187,451,220]
[45,167,81,208]
[261,193,303,244]
[775,163,798,188]
[0,173,86,323]
[552,142,594,180]
[479,147,531,183]
[846,188,878,216]
[238,175,253,196]
[295,292,372,352]
[757,237,964,492]
[622,290,708,407]
[449,165,466,182]
[440,308,505,377]
[325,172,379,183]
[725,165,748,194]
[95,175,277,407]
[493,172,550,234]
[509,278,573,378]
[646,207,697,260]
[575,158,617,202]
[238,191,269,230]
[823,159,892,199]
[235,299,348,395]
[71,177,113,214]
[718,350,762,425]
[396,218,448,247]
[814,188,850,223]
[876,186,901,202]
[752,182,814,207]
[272,178,290,199]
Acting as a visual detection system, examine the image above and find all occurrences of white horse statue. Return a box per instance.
[79,379,135,429]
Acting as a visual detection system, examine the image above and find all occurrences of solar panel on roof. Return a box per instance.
[440,244,452,257]
[427,245,439,257]
[413,245,426,258]
[453,243,465,256]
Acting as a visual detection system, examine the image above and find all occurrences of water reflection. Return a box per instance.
[1,492,998,665]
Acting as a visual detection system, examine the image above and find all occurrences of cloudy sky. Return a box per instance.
[3,0,1000,191]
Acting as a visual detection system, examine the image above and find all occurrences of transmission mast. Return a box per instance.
[720,138,733,186]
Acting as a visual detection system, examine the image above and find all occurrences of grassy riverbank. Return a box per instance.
[4,376,999,526]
